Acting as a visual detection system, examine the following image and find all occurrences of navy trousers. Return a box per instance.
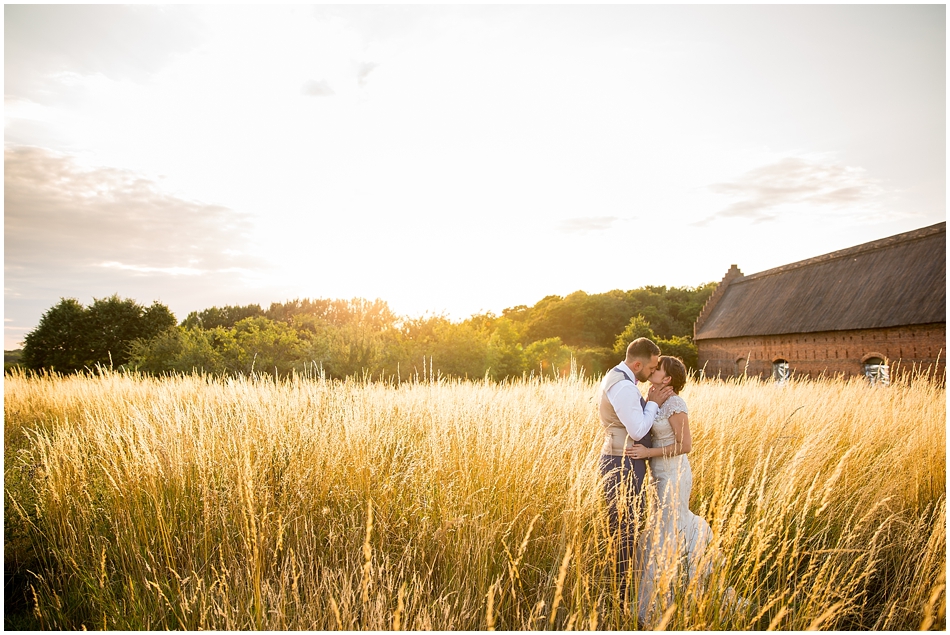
[600,446,651,599]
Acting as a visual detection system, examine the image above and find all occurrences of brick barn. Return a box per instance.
[693,222,946,382]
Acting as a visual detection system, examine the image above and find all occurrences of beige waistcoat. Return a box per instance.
[598,367,639,456]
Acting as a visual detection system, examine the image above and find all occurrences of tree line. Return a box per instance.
[14,283,715,380]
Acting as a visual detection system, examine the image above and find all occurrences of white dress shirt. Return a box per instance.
[605,361,658,442]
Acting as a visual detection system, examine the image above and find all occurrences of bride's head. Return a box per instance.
[649,356,687,393]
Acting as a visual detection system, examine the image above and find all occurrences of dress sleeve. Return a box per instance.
[666,395,688,416]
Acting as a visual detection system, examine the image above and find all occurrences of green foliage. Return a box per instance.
[231,317,308,376]
[84,296,176,368]
[131,320,312,377]
[4,349,24,374]
[425,319,489,379]
[268,297,397,331]
[27,283,715,380]
[623,283,716,339]
[330,306,394,377]
[613,314,657,355]
[22,296,175,373]
[141,302,179,336]
[524,337,572,377]
[127,328,184,373]
[128,327,224,375]
[486,318,525,380]
[611,316,699,372]
[569,347,615,377]
[182,303,264,329]
[524,290,632,348]
[656,335,698,372]
[524,283,715,348]
[21,298,87,372]
[148,327,248,375]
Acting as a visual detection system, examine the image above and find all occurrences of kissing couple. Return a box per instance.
[598,337,741,624]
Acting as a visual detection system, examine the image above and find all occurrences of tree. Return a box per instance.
[427,319,489,378]
[487,318,525,380]
[182,304,264,330]
[524,337,572,377]
[524,291,631,348]
[613,315,657,355]
[142,302,179,336]
[127,327,186,374]
[128,326,232,375]
[84,296,176,368]
[21,296,176,373]
[569,346,615,378]
[231,317,308,376]
[656,335,699,372]
[105,283,717,380]
[21,298,87,373]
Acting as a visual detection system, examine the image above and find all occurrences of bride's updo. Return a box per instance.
[659,356,687,393]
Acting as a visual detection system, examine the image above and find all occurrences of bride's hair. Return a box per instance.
[659,356,687,393]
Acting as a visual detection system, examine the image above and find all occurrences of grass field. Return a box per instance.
[4,368,946,630]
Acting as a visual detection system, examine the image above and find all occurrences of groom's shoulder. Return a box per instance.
[600,366,632,392]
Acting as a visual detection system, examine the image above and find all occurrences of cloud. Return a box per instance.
[98,262,206,276]
[558,216,620,234]
[5,5,202,103]
[357,61,378,86]
[301,79,335,97]
[4,145,274,347]
[696,157,890,226]
[4,145,263,281]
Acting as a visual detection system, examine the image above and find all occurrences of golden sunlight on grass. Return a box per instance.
[4,370,945,630]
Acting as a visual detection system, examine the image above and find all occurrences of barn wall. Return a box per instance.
[697,323,946,380]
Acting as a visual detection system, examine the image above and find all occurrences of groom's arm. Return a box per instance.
[605,382,658,442]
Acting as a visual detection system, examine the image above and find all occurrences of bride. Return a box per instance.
[624,355,713,623]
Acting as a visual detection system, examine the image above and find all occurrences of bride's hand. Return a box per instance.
[625,443,651,460]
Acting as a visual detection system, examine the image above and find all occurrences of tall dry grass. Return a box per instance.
[4,368,945,630]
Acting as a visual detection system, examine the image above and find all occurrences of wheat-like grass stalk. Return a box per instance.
[3,368,945,630]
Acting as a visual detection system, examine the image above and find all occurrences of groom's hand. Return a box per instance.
[625,443,651,460]
[647,385,674,406]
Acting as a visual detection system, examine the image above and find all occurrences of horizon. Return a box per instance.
[4,277,718,352]
[5,5,945,349]
[9,218,945,352]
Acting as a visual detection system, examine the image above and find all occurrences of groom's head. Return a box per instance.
[624,337,661,382]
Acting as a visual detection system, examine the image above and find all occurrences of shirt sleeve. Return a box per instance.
[605,380,658,442]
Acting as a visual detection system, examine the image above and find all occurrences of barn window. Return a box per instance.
[735,357,747,375]
[864,357,890,386]
[772,360,790,384]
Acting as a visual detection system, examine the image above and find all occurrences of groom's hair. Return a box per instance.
[625,337,660,362]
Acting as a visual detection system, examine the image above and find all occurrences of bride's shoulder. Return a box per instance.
[665,394,688,414]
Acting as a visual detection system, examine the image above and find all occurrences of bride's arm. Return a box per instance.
[626,413,692,459]
[656,412,691,457]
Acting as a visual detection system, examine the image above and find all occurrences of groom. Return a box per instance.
[597,337,673,601]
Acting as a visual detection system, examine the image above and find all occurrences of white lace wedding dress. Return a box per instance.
[637,394,713,623]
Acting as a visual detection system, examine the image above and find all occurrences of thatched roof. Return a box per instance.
[694,222,946,340]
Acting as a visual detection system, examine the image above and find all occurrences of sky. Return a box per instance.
[4,4,946,350]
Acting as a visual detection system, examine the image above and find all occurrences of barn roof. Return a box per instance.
[694,222,946,340]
